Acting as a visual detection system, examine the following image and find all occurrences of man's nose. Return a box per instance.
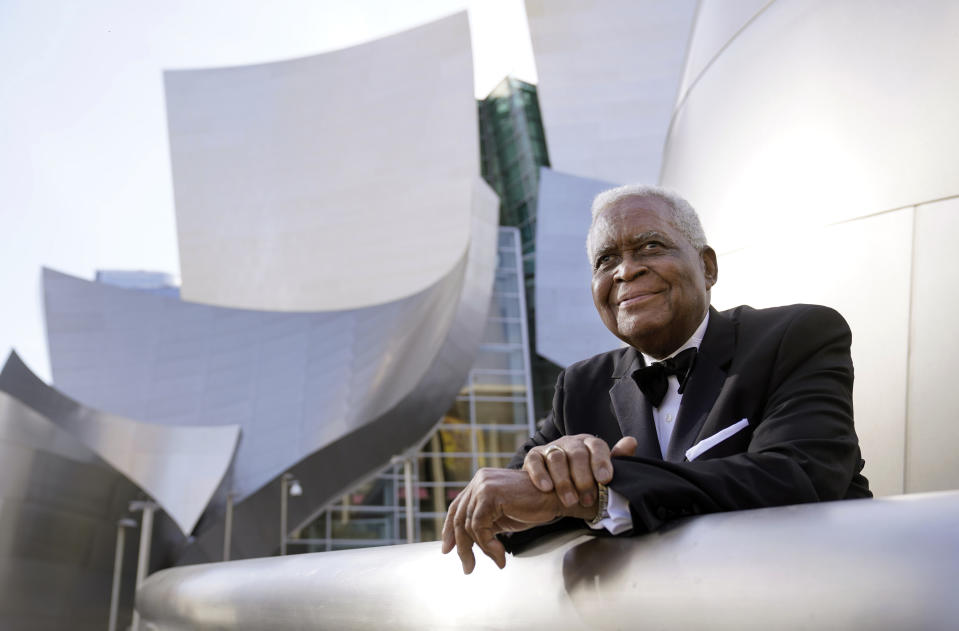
[614,254,646,281]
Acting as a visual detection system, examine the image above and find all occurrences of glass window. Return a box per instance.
[473,346,526,371]
[471,370,526,390]
[482,318,522,345]
[493,269,520,295]
[418,453,474,484]
[338,476,395,507]
[487,296,522,319]
[443,400,469,424]
[330,511,396,540]
[474,398,529,426]
[475,427,531,456]
[416,484,466,514]
[435,426,472,455]
[496,249,518,270]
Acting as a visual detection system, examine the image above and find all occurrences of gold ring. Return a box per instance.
[543,445,565,458]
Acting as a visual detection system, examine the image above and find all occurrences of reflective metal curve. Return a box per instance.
[0,351,240,535]
[138,491,959,630]
[0,390,143,630]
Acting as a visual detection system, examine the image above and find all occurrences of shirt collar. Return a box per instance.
[641,311,710,367]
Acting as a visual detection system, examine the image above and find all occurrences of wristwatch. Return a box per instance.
[586,481,610,527]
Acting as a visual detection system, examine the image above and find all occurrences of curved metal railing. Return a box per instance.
[137,490,959,630]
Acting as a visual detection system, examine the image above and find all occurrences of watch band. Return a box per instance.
[586,481,609,527]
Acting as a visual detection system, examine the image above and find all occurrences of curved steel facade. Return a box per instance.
[179,183,498,561]
[44,179,497,561]
[0,352,239,535]
[0,376,144,629]
[524,0,696,185]
[165,12,479,313]
[45,11,499,538]
[659,0,959,496]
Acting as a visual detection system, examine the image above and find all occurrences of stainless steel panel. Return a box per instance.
[176,178,500,563]
[0,391,143,630]
[139,491,959,630]
[0,352,239,535]
[164,12,478,313]
[525,0,696,184]
[660,0,959,494]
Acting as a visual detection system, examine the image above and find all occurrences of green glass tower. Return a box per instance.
[478,76,561,421]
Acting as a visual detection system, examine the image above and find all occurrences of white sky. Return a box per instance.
[0,0,537,382]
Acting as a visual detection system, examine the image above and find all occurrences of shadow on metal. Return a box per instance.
[0,390,148,630]
[138,491,959,630]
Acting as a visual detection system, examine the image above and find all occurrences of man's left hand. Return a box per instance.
[523,434,638,507]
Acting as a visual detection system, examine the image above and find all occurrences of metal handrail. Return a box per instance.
[137,490,959,630]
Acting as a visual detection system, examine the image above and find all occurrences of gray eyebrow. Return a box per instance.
[630,230,669,243]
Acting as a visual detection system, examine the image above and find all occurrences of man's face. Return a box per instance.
[588,197,717,359]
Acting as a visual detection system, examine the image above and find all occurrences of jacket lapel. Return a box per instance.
[664,307,736,462]
[608,347,662,460]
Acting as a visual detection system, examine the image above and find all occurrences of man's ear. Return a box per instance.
[701,246,718,290]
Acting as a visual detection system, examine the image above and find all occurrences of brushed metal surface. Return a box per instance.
[659,0,959,496]
[46,9,498,563]
[0,352,240,535]
[176,179,499,563]
[525,0,696,185]
[165,12,478,313]
[0,391,143,630]
[139,491,959,630]
[43,176,497,562]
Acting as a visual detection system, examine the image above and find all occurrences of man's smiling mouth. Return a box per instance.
[618,291,661,307]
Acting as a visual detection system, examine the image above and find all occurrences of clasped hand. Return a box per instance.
[440,434,637,574]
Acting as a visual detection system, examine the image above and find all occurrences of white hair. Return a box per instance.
[587,184,708,258]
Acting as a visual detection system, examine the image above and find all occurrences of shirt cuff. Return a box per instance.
[586,487,632,535]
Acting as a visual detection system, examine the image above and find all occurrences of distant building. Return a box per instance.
[96,269,180,298]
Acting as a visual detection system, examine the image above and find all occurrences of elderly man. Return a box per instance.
[441,185,870,574]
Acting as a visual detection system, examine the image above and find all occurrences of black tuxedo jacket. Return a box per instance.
[509,303,871,540]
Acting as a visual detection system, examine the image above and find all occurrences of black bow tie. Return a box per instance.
[633,347,698,408]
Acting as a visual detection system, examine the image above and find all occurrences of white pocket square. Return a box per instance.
[685,418,750,461]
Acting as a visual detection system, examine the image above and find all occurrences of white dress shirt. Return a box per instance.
[588,312,710,534]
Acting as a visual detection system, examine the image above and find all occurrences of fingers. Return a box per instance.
[440,492,461,554]
[583,435,613,487]
[544,447,578,507]
[610,435,638,458]
[440,488,477,574]
[469,497,507,569]
[525,435,619,507]
[441,476,509,574]
[523,450,554,492]
[565,440,598,507]
[453,490,477,574]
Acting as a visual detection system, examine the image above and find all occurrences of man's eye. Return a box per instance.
[642,241,663,251]
[595,254,614,269]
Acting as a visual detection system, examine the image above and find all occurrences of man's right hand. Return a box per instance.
[523,435,638,508]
